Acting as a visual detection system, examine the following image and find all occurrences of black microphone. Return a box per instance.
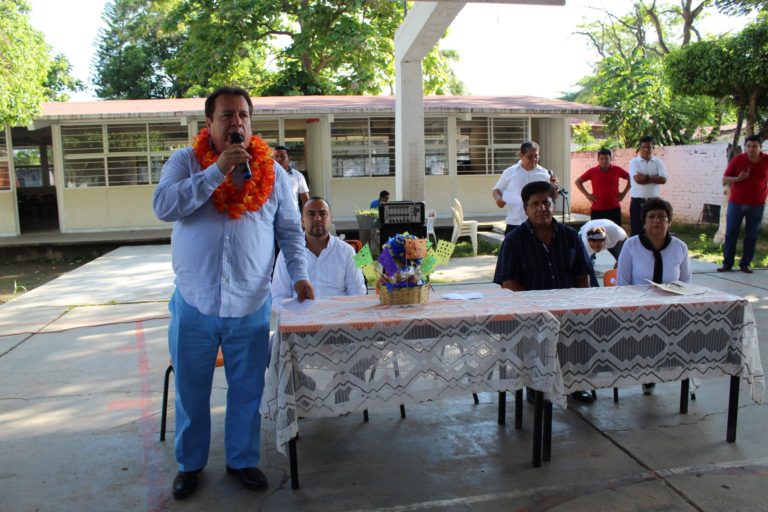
[548,169,568,196]
[229,133,251,179]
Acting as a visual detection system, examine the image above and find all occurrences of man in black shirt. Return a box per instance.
[493,180,594,403]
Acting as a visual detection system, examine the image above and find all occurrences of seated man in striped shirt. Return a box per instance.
[493,180,594,403]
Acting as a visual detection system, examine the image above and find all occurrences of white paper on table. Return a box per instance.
[645,280,707,296]
[279,298,316,314]
[441,292,485,300]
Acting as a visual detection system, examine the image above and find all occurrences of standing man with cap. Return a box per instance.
[578,219,628,287]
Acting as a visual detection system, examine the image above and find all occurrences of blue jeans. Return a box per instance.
[168,289,271,471]
[723,202,765,268]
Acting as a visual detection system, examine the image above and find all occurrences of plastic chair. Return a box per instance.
[161,347,224,441]
[425,209,437,245]
[450,204,478,255]
[345,239,363,253]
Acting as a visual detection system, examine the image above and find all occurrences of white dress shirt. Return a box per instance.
[578,219,628,257]
[629,156,667,198]
[493,162,551,226]
[153,147,307,317]
[271,235,366,306]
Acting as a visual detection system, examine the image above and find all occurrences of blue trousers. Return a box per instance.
[168,289,271,472]
[723,202,765,268]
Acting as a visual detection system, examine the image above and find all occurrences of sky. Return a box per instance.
[27,0,751,101]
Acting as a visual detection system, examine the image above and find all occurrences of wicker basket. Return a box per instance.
[378,284,430,305]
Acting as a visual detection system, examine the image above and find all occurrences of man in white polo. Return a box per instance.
[628,136,668,236]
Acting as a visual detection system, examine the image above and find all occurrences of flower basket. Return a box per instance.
[378,283,430,305]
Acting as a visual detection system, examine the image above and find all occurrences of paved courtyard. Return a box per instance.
[1,245,767,511]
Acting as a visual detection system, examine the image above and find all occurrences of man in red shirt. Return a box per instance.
[575,149,631,228]
[718,135,768,273]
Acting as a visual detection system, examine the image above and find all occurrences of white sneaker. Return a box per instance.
[642,383,656,395]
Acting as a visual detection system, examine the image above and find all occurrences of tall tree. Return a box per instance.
[567,1,720,146]
[92,0,184,99]
[93,0,464,99]
[666,14,768,147]
[0,0,51,125]
[0,0,80,124]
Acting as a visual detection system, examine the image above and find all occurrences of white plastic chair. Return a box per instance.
[426,209,437,245]
[450,202,478,255]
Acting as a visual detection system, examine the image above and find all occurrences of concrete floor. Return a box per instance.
[1,245,767,512]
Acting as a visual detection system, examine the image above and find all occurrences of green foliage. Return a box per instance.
[0,1,87,124]
[714,0,768,15]
[0,0,51,125]
[571,121,621,151]
[93,0,463,99]
[568,1,726,147]
[589,54,716,146]
[93,0,185,99]
[666,15,768,139]
[672,223,768,267]
[45,54,84,102]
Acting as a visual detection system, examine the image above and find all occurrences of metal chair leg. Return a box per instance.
[160,364,174,442]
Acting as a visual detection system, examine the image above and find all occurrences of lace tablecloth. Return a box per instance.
[261,289,562,454]
[503,285,765,400]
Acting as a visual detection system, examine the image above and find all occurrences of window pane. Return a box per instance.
[252,120,279,146]
[108,125,146,152]
[62,126,103,155]
[425,117,447,175]
[107,155,149,186]
[331,118,395,177]
[457,117,528,175]
[148,123,188,152]
[150,156,167,183]
[64,159,106,187]
[457,119,489,175]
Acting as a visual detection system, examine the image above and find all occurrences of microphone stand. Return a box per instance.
[558,187,571,224]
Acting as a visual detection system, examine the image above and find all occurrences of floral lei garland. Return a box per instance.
[192,128,275,219]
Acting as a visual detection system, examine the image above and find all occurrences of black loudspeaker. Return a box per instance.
[379,201,426,247]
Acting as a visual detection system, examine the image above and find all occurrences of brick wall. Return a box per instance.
[569,143,767,226]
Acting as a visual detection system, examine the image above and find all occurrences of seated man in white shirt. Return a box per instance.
[272,196,367,400]
[272,196,366,304]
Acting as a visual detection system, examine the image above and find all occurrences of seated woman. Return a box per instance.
[617,198,691,286]
[617,197,691,395]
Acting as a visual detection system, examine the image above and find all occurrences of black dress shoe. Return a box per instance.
[226,465,268,490]
[716,265,732,272]
[569,390,595,404]
[172,470,199,500]
[740,265,754,274]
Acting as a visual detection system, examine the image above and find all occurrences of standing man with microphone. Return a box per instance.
[153,86,314,500]
[492,141,560,234]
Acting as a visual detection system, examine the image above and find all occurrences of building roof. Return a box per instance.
[36,95,611,124]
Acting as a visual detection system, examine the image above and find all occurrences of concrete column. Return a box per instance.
[395,1,465,202]
[305,116,332,200]
[395,60,425,201]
